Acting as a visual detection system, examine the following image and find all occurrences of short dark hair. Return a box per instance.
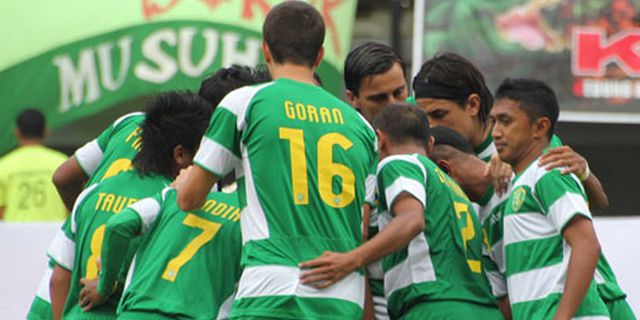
[344,42,405,96]
[133,91,212,177]
[373,103,430,148]
[198,65,267,107]
[16,109,46,138]
[263,1,325,67]
[431,126,475,155]
[414,52,493,126]
[495,78,559,139]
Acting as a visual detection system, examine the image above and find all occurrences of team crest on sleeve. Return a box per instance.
[511,187,527,212]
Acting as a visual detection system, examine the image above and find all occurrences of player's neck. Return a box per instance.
[269,63,316,85]
[18,137,43,147]
[512,140,548,174]
[471,122,491,150]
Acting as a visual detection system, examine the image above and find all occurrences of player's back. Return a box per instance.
[117,189,241,319]
[223,79,376,265]
[0,145,67,221]
[75,112,145,185]
[58,170,170,319]
[377,154,496,318]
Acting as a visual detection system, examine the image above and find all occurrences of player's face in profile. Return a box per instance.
[490,98,532,165]
[416,98,476,143]
[349,62,407,123]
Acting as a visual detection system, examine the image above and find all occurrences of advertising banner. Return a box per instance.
[0,0,357,155]
[422,0,640,123]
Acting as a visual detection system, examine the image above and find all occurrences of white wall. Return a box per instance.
[1,218,638,318]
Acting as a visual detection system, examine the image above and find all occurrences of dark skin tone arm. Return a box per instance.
[554,216,601,320]
[176,165,218,211]
[50,264,71,320]
[539,146,609,212]
[52,157,88,211]
[299,193,425,288]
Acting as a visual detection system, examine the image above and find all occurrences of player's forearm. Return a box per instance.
[98,211,141,296]
[497,296,512,320]
[583,172,609,212]
[52,158,89,210]
[176,166,218,211]
[50,265,71,320]
[350,208,424,269]
[555,233,600,319]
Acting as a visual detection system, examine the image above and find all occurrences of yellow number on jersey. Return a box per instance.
[86,224,106,279]
[279,128,356,208]
[162,214,221,282]
[102,158,132,180]
[454,201,482,273]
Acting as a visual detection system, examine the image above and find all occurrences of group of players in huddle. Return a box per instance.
[25,2,635,320]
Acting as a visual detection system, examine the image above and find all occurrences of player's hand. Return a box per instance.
[539,146,587,177]
[298,251,360,289]
[485,154,513,196]
[171,165,194,190]
[79,278,105,311]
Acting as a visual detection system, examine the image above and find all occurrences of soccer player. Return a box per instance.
[48,92,211,319]
[344,41,408,124]
[412,52,609,211]
[77,185,241,319]
[490,78,609,319]
[300,103,500,319]
[26,65,263,320]
[343,41,409,320]
[0,109,67,222]
[430,127,635,320]
[176,2,377,319]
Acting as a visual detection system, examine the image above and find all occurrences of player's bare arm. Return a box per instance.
[554,216,601,320]
[175,165,218,211]
[50,264,71,320]
[539,146,609,211]
[78,278,105,311]
[52,157,89,211]
[299,192,424,288]
[497,296,512,320]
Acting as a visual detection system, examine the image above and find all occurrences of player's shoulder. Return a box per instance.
[376,154,426,176]
[515,158,581,193]
[219,82,276,113]
[113,111,145,128]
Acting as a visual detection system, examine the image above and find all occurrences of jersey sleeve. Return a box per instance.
[97,194,162,296]
[535,169,591,232]
[47,184,97,271]
[194,88,254,178]
[483,254,507,298]
[376,156,427,214]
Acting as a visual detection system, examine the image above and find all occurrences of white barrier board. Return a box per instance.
[1,218,638,318]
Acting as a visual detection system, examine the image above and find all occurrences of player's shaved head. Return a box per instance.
[374,103,430,149]
[133,91,212,178]
[263,1,325,67]
[429,126,475,162]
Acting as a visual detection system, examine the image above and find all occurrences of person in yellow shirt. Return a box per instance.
[0,109,68,222]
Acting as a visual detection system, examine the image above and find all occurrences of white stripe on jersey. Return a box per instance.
[507,260,566,304]
[235,265,365,308]
[384,176,426,210]
[239,144,269,243]
[547,193,591,231]
[384,231,436,297]
[47,230,75,270]
[194,137,240,177]
[130,197,162,234]
[74,139,103,176]
[504,212,558,246]
[35,266,53,303]
[218,82,274,131]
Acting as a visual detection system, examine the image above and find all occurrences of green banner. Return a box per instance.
[423,0,640,122]
[0,0,357,155]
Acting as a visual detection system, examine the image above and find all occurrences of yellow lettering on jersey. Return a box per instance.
[202,199,218,212]
[112,195,127,213]
[227,208,240,222]
[285,100,344,124]
[212,203,228,216]
[125,127,142,151]
[95,193,107,210]
[101,194,115,212]
[435,168,469,200]
[201,199,240,222]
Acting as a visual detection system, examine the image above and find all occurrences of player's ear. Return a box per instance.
[173,145,192,170]
[313,47,325,68]
[376,129,388,159]
[465,94,481,117]
[435,159,452,176]
[426,136,435,155]
[262,42,272,64]
[533,117,551,139]
[345,90,358,109]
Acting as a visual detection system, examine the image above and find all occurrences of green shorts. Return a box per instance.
[401,300,503,320]
[606,298,636,320]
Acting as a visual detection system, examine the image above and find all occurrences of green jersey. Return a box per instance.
[75,112,144,184]
[28,112,145,320]
[475,133,563,162]
[96,188,242,319]
[503,158,609,319]
[376,154,497,319]
[47,170,169,319]
[194,79,377,319]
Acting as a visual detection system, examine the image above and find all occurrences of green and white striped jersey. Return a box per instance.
[194,78,377,319]
[503,158,609,319]
[376,153,497,319]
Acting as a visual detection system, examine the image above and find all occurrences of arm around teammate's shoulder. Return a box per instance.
[175,165,218,211]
